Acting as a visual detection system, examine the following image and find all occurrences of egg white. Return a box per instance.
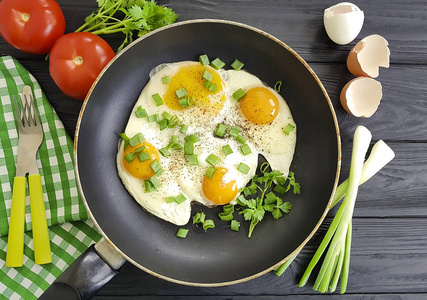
[224,70,297,176]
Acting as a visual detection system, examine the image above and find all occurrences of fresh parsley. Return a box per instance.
[238,162,300,237]
[76,0,179,52]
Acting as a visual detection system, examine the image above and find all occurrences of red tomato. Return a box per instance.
[49,32,116,100]
[0,0,65,54]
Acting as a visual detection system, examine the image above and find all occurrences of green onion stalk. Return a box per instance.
[275,127,395,294]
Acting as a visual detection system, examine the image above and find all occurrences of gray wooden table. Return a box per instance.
[2,0,426,299]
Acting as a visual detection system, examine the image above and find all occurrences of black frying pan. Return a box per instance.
[41,20,340,299]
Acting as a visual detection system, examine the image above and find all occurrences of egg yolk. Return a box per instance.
[202,167,238,205]
[163,64,225,112]
[122,141,160,180]
[240,87,280,124]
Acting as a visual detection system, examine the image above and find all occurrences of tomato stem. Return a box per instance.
[73,56,83,66]
[21,13,30,22]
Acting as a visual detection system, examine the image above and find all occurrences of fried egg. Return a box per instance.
[224,70,297,175]
[117,60,296,226]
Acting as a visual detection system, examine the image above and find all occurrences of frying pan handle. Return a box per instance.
[39,238,126,300]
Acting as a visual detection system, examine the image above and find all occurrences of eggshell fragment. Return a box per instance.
[340,77,383,118]
[347,34,390,78]
[324,2,364,45]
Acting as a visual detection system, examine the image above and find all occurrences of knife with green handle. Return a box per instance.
[6,86,52,267]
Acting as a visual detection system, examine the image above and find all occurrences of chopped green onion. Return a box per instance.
[159,147,171,157]
[162,76,171,84]
[204,80,212,89]
[147,114,159,123]
[184,142,194,155]
[165,196,176,203]
[150,160,162,174]
[229,126,241,138]
[185,134,200,143]
[176,228,188,238]
[193,212,206,224]
[218,212,233,221]
[223,204,234,214]
[171,143,182,150]
[232,88,246,101]
[240,144,252,155]
[124,152,136,163]
[231,220,240,232]
[175,193,187,204]
[152,93,163,106]
[144,180,154,193]
[204,80,217,92]
[231,59,244,70]
[206,166,217,178]
[135,106,147,118]
[208,83,217,92]
[162,111,173,120]
[129,133,145,147]
[180,124,188,134]
[206,154,220,166]
[274,80,282,92]
[155,168,164,177]
[236,135,247,144]
[179,97,189,108]
[202,219,215,230]
[169,135,182,150]
[273,185,288,194]
[168,115,179,128]
[187,154,199,166]
[148,176,161,189]
[210,58,225,70]
[158,118,168,131]
[215,124,227,137]
[218,204,234,221]
[202,69,213,81]
[236,194,248,206]
[171,135,179,145]
[119,132,130,141]
[222,145,233,155]
[199,54,209,66]
[265,191,277,204]
[189,96,198,106]
[237,162,250,174]
[134,146,146,154]
[283,123,295,135]
[175,87,188,99]
[137,151,150,162]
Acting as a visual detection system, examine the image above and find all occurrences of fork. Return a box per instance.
[6,86,52,267]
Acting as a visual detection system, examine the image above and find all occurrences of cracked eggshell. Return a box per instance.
[324,2,364,45]
[347,34,390,78]
[340,77,383,118]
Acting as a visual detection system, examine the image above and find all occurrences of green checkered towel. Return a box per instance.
[0,56,101,299]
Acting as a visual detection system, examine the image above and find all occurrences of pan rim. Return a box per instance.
[74,18,341,287]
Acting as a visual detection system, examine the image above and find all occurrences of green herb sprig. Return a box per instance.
[76,0,179,52]
[238,163,300,237]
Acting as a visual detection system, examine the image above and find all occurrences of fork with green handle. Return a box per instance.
[6,86,52,267]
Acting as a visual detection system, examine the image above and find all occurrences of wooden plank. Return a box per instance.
[94,218,427,297]
[169,0,427,64]
[315,63,427,142]
[4,0,426,65]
